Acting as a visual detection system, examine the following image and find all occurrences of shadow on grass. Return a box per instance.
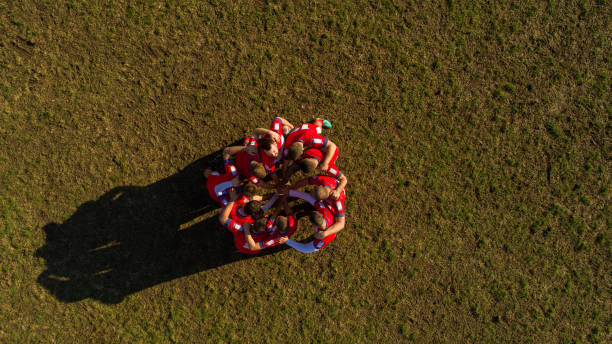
[35,143,285,304]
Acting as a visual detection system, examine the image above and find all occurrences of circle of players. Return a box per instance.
[204,117,347,254]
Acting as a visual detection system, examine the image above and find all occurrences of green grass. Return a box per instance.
[0,0,610,342]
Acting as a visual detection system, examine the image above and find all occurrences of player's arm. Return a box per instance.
[253,127,281,143]
[268,172,280,185]
[224,146,252,158]
[285,239,319,253]
[283,161,301,182]
[276,117,294,131]
[218,201,235,225]
[243,223,260,251]
[330,174,347,199]
[281,158,292,181]
[288,190,316,206]
[261,192,279,212]
[289,177,310,190]
[252,128,272,139]
[270,201,282,218]
[316,216,345,239]
[244,223,288,251]
[319,140,337,171]
[257,180,277,190]
[282,196,293,216]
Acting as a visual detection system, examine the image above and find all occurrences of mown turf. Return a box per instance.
[0,0,610,343]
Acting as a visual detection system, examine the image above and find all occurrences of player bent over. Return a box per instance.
[283,190,346,253]
[290,174,347,202]
[282,124,338,181]
[204,157,260,207]
[218,192,288,254]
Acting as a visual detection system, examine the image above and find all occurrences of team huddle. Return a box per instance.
[204,117,347,254]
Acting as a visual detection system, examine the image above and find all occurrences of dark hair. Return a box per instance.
[253,217,268,233]
[245,201,262,216]
[300,159,317,174]
[242,183,257,198]
[288,142,302,161]
[259,137,274,151]
[250,162,267,179]
[276,216,288,233]
[313,186,329,201]
[308,211,325,227]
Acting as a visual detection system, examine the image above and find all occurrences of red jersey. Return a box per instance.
[266,214,298,238]
[283,125,327,159]
[223,199,254,233]
[205,161,240,207]
[231,229,283,254]
[288,123,322,136]
[229,226,268,254]
[235,150,261,185]
[302,146,342,179]
[227,214,295,255]
[308,175,346,217]
[257,117,286,173]
[312,203,336,249]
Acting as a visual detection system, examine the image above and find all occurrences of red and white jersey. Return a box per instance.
[312,204,337,249]
[283,124,327,159]
[229,214,294,255]
[206,161,240,207]
[232,229,281,254]
[302,147,343,179]
[288,123,322,136]
[223,200,254,233]
[266,214,298,238]
[258,117,286,172]
[309,175,346,217]
[235,150,261,185]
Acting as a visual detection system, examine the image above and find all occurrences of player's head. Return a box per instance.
[250,161,267,179]
[244,200,262,217]
[308,211,327,229]
[260,137,279,158]
[300,158,318,174]
[275,215,289,234]
[242,182,258,198]
[311,185,330,201]
[253,217,268,234]
[287,142,303,161]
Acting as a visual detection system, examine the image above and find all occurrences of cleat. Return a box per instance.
[316,118,332,129]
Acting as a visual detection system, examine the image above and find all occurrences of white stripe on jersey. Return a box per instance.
[265,240,275,247]
[336,201,343,211]
[230,165,237,173]
[313,138,322,144]
[301,124,309,130]
[316,126,322,134]
[328,168,337,175]
[274,123,280,131]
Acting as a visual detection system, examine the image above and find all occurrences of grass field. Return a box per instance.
[0,0,610,342]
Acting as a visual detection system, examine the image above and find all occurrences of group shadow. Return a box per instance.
[35,142,285,304]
